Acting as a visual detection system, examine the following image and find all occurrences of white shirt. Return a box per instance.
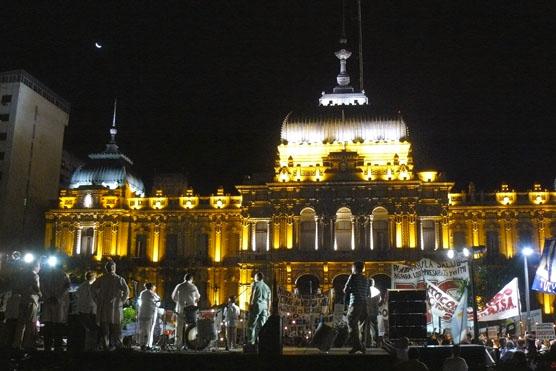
[76,281,96,314]
[442,356,468,371]
[138,289,160,320]
[223,303,240,327]
[171,281,200,313]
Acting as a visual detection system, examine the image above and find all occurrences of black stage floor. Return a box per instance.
[0,345,491,371]
[1,347,394,371]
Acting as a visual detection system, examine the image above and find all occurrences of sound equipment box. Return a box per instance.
[388,289,427,341]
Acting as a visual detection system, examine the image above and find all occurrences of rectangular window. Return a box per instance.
[0,114,8,122]
[1,95,12,104]
[0,133,6,140]
[0,152,4,160]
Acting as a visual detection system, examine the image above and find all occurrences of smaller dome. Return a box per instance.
[69,145,145,196]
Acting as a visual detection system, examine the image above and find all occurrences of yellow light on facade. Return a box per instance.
[386,168,392,180]
[280,171,289,182]
[216,199,223,208]
[323,264,328,273]
[286,264,292,273]
[186,200,192,208]
[535,195,543,205]
[418,171,438,182]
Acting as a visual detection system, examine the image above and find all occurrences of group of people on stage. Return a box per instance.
[0,257,272,353]
[1,259,132,352]
[170,270,270,351]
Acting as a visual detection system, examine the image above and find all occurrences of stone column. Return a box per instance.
[75,226,82,255]
[251,222,257,252]
[314,216,319,250]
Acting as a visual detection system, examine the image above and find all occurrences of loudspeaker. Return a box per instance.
[388,289,427,340]
[258,314,283,355]
[310,323,337,352]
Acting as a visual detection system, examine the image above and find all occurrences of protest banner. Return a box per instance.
[478,278,520,322]
[532,239,556,294]
[536,323,556,340]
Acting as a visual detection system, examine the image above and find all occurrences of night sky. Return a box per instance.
[3,1,555,195]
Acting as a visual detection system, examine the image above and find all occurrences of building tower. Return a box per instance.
[0,70,70,250]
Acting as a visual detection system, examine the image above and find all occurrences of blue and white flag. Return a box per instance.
[532,239,556,294]
[451,288,468,344]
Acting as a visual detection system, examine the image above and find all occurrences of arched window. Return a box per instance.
[486,228,500,258]
[135,234,147,258]
[372,207,389,250]
[335,207,353,251]
[255,222,268,251]
[300,208,316,250]
[295,274,320,296]
[80,228,94,255]
[332,274,350,304]
[421,220,435,250]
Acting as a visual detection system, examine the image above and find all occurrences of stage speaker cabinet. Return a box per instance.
[388,289,427,341]
[258,314,283,355]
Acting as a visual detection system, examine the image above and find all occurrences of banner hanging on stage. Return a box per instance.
[532,239,556,294]
[478,277,520,322]
[392,258,469,292]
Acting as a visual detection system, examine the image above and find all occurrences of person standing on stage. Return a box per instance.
[223,295,240,350]
[76,271,97,351]
[246,272,271,346]
[137,282,160,350]
[12,260,42,350]
[171,273,200,349]
[91,260,130,351]
[343,261,369,354]
[40,260,70,351]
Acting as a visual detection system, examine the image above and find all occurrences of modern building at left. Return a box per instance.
[0,70,70,251]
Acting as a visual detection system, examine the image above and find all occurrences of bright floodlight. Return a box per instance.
[23,253,35,264]
[47,256,58,267]
[447,250,455,259]
[463,247,470,257]
[522,247,534,257]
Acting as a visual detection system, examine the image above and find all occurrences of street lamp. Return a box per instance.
[447,246,485,341]
[522,246,534,333]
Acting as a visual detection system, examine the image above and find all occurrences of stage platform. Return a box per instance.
[0,345,491,371]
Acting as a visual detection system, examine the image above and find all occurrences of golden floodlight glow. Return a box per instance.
[417,171,438,182]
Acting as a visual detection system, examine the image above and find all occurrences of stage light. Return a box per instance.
[47,256,58,267]
[462,247,470,257]
[446,249,455,260]
[522,247,534,257]
[23,253,35,264]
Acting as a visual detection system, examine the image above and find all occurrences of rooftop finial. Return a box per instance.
[110,97,117,144]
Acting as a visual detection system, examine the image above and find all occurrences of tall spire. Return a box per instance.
[110,97,118,144]
[318,1,368,106]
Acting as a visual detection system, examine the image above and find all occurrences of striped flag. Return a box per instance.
[451,288,468,344]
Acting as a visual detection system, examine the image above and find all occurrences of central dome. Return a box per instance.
[281,105,408,144]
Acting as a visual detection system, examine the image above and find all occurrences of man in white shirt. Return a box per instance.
[223,295,240,350]
[138,282,160,350]
[442,345,469,371]
[76,271,97,351]
[171,273,200,349]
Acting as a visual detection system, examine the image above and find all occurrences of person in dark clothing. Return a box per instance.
[343,261,369,354]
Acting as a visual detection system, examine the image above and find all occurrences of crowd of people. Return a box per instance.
[0,258,272,354]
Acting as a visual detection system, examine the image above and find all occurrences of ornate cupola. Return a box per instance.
[275,4,414,183]
[69,99,145,196]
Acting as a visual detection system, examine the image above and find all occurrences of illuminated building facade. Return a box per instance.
[45,42,556,314]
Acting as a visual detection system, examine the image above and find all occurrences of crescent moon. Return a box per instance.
[95,42,102,49]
